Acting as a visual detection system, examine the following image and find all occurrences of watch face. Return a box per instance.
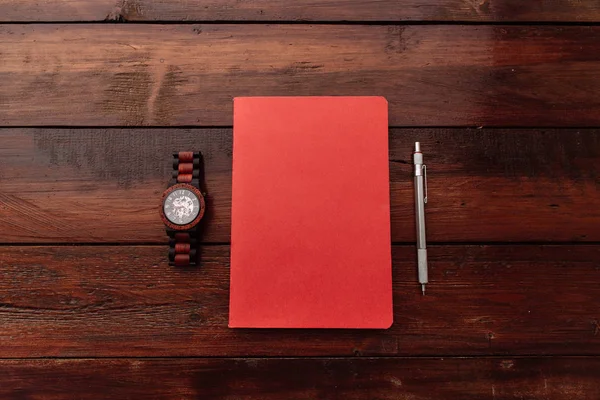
[163,188,201,226]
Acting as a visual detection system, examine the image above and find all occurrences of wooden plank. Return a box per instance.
[1,128,598,244]
[2,357,599,399]
[2,0,600,22]
[1,245,599,357]
[2,25,600,127]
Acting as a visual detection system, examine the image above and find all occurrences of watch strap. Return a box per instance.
[171,151,201,188]
[168,232,199,267]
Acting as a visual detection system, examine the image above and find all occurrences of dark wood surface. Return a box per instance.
[1,128,598,244]
[1,0,599,398]
[3,357,599,399]
[3,25,600,127]
[2,0,600,22]
[1,245,599,357]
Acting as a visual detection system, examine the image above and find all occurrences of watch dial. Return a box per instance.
[163,188,201,225]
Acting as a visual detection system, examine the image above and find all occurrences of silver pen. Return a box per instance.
[413,142,428,295]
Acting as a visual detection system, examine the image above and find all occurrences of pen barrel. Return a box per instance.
[413,151,423,167]
[414,175,427,248]
[414,163,424,176]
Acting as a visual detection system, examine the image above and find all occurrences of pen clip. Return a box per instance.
[423,165,428,204]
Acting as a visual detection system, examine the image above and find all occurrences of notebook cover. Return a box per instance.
[229,96,392,329]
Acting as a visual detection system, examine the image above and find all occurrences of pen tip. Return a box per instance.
[415,142,421,152]
[421,284,425,296]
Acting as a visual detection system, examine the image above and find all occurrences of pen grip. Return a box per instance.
[418,249,428,284]
[414,176,427,248]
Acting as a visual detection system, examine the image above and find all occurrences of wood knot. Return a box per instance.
[592,320,600,336]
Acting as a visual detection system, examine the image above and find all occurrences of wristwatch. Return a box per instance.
[159,151,206,266]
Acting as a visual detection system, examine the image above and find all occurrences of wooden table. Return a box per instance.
[1,1,600,398]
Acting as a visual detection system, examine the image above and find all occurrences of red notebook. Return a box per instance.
[229,96,392,329]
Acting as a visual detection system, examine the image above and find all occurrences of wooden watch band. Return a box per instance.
[168,232,199,267]
[171,151,201,186]
[167,151,203,267]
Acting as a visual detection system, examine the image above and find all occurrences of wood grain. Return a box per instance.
[2,25,600,126]
[2,0,600,22]
[1,245,599,357]
[0,128,598,243]
[2,357,599,399]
